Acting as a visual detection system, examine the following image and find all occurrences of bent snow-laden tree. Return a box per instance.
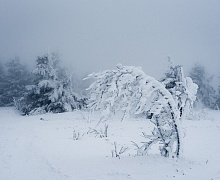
[86,64,183,158]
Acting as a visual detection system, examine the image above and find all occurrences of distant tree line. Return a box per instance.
[0,55,219,115]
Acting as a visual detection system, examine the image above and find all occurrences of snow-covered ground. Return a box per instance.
[0,107,220,180]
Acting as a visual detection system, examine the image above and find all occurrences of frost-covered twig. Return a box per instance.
[73,129,84,140]
[131,136,159,156]
[89,124,109,138]
[111,142,128,159]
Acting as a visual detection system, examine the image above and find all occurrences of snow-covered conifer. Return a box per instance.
[0,61,7,106]
[216,79,220,110]
[0,58,32,107]
[189,63,216,109]
[17,54,83,115]
[161,64,198,118]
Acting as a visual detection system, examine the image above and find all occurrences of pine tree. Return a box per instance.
[161,64,198,118]
[86,64,183,158]
[17,54,83,115]
[0,58,32,106]
[0,61,7,106]
[189,63,216,109]
[216,76,220,110]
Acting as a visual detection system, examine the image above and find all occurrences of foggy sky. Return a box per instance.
[0,0,219,79]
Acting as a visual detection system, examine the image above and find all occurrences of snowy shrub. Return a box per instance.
[89,124,109,138]
[131,140,151,156]
[86,64,183,158]
[161,64,198,118]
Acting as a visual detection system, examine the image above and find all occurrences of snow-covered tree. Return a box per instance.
[189,63,216,109]
[0,61,7,106]
[17,54,83,115]
[161,64,198,118]
[216,77,220,110]
[0,58,32,106]
[86,64,183,158]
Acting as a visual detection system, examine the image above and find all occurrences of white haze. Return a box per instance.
[0,0,219,80]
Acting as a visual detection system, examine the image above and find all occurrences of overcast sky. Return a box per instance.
[0,0,219,79]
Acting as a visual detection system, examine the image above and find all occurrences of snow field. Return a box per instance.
[0,107,220,180]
